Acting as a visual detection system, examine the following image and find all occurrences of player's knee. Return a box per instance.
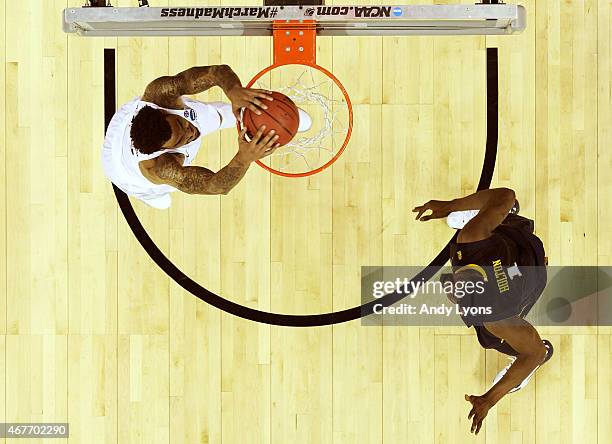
[498,187,516,203]
[533,342,547,363]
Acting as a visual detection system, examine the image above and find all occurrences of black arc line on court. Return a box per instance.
[105,47,498,327]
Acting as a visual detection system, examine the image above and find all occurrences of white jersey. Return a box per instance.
[102,96,236,209]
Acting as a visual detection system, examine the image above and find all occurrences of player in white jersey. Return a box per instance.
[102,64,310,209]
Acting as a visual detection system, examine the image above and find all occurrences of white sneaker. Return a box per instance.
[297,108,312,132]
[490,340,553,393]
[447,209,480,229]
[446,200,520,230]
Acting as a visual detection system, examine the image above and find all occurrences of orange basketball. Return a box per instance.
[243,91,300,146]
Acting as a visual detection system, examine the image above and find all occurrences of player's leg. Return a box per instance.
[490,339,554,393]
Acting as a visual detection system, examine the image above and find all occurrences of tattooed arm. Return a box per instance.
[152,154,249,195]
[141,65,240,108]
[179,65,242,96]
[142,65,273,116]
[150,125,281,195]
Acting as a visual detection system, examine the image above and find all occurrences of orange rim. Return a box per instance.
[238,62,353,178]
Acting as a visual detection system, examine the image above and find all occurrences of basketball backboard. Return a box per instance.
[63,4,526,37]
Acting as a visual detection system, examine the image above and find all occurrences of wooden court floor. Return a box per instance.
[1,0,611,443]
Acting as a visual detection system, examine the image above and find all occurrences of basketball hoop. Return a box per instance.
[64,4,526,174]
[241,20,353,178]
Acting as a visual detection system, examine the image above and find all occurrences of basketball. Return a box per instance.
[242,91,300,146]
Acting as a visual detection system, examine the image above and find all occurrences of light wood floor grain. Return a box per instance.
[1,0,611,443]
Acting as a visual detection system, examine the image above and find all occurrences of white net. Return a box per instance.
[245,64,352,176]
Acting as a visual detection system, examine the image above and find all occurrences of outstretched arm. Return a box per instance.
[455,188,515,243]
[482,318,547,403]
[153,154,248,195]
[178,64,242,96]
[141,65,240,109]
[142,65,273,116]
[143,65,239,101]
[412,188,516,242]
[464,317,547,434]
[151,125,280,195]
